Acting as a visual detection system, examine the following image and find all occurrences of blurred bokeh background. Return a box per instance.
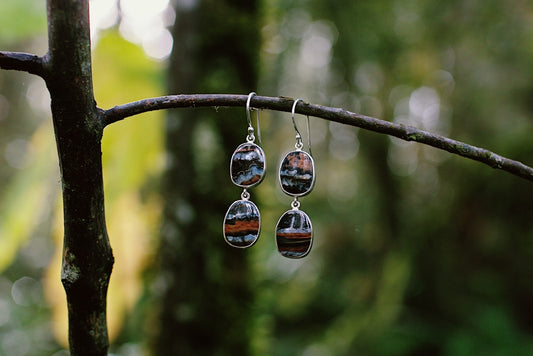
[1,0,533,355]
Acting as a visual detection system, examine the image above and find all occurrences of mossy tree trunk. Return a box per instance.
[46,0,114,355]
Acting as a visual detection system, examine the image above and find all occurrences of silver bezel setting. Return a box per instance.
[229,142,266,189]
[278,149,315,197]
[223,199,261,249]
[275,208,313,259]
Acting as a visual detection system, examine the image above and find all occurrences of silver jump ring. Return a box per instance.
[291,198,300,210]
[246,127,255,143]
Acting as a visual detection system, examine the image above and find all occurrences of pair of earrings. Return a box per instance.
[223,93,315,259]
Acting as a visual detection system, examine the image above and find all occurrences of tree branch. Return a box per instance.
[103,94,533,182]
[0,51,46,77]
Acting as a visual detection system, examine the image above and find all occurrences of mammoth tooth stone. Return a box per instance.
[230,142,266,188]
[224,199,260,248]
[276,209,312,258]
[279,150,315,196]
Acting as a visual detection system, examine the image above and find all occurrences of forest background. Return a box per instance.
[1,0,533,355]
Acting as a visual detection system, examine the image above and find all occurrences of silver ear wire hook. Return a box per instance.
[291,99,303,148]
[246,92,256,143]
[246,92,262,145]
[291,98,312,155]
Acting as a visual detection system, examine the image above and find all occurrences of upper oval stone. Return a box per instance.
[230,143,266,188]
[279,150,315,196]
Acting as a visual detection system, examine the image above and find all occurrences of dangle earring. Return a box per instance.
[223,92,266,248]
[276,99,315,258]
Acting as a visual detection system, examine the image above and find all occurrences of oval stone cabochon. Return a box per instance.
[230,143,266,188]
[279,150,315,196]
[276,209,312,258]
[224,199,260,248]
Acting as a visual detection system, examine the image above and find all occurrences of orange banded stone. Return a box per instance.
[276,209,312,258]
[224,200,260,248]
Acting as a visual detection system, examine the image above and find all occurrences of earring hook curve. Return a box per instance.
[246,92,262,145]
[291,99,303,145]
[246,92,255,128]
[291,99,311,154]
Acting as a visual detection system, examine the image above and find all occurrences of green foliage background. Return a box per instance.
[1,0,533,355]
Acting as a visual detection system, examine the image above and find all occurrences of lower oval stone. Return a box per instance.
[276,209,313,258]
[223,200,260,248]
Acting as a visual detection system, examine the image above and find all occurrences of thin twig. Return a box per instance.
[103,94,533,182]
[0,51,47,77]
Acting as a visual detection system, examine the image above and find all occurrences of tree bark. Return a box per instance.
[102,94,533,182]
[45,1,113,355]
[0,51,44,76]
